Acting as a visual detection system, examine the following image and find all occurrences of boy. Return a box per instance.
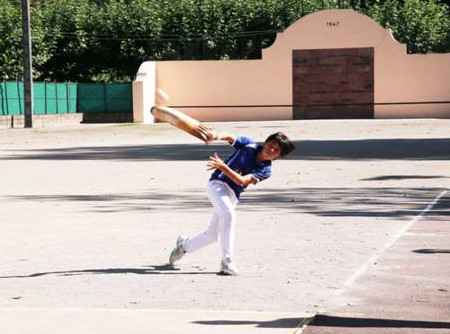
[169,130,295,275]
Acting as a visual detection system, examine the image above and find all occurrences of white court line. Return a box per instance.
[320,185,449,312]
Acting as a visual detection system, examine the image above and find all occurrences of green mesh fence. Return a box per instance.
[0,81,132,116]
[77,83,132,113]
[0,81,24,116]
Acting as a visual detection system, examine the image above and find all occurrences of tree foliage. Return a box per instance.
[1,0,449,82]
[368,0,450,53]
[0,0,22,79]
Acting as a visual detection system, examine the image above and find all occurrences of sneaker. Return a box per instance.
[219,259,239,276]
[169,235,188,265]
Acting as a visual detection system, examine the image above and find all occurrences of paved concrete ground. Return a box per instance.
[0,119,449,333]
[0,309,313,334]
[303,190,450,334]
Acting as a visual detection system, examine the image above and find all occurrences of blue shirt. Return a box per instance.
[210,136,272,199]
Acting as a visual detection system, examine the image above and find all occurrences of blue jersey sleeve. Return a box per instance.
[251,164,271,183]
[232,136,255,149]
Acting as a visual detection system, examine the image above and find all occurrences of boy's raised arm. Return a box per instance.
[196,125,235,144]
[215,132,236,144]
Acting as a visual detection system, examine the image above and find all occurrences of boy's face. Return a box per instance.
[261,140,281,161]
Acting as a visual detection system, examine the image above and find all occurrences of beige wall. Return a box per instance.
[133,9,450,122]
[156,58,291,121]
[132,61,156,123]
[376,50,450,118]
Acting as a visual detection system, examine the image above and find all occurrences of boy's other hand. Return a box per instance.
[207,152,225,171]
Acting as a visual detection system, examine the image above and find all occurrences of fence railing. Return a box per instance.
[0,81,132,116]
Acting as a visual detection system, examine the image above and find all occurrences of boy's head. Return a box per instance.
[261,132,295,161]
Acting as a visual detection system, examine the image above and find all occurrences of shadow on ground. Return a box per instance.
[361,175,446,181]
[3,187,448,218]
[307,314,450,329]
[194,314,450,330]
[1,138,450,161]
[241,187,450,218]
[413,249,450,254]
[193,317,305,328]
[0,265,216,279]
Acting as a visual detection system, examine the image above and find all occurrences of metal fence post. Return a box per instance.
[66,82,70,113]
[55,81,58,114]
[104,84,108,113]
[22,0,33,127]
[17,81,22,115]
[3,81,9,116]
[44,81,47,114]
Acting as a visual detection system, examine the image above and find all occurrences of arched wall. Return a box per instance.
[133,9,450,122]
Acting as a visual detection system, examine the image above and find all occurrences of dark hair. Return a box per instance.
[265,132,295,157]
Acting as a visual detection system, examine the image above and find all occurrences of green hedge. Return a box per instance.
[1,0,449,82]
[0,81,131,115]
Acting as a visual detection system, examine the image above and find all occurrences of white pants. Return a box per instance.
[183,180,238,261]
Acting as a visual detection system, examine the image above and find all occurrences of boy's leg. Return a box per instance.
[206,181,238,261]
[169,235,188,265]
[182,211,220,253]
[219,210,235,261]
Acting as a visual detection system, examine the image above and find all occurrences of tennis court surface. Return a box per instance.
[1,119,449,333]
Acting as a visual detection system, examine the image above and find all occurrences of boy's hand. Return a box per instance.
[207,152,225,171]
[197,124,218,143]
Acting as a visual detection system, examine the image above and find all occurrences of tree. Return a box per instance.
[35,0,95,81]
[368,0,450,53]
[1,0,449,82]
[0,0,22,79]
